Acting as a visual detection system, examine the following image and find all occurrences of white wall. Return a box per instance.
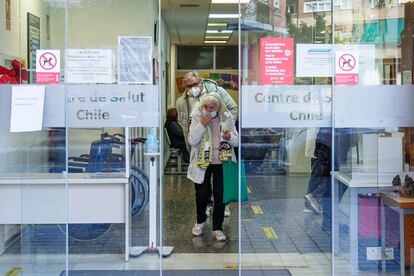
[0,0,50,61]
[48,0,159,64]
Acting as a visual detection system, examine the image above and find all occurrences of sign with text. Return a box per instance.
[10,85,45,132]
[242,85,331,128]
[335,51,359,84]
[67,85,159,127]
[36,50,60,84]
[260,37,294,84]
[296,44,332,77]
[118,36,152,84]
[66,49,113,84]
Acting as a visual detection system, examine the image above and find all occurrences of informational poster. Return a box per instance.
[260,37,294,85]
[36,50,60,84]
[296,44,376,83]
[66,49,113,84]
[296,44,332,77]
[6,0,11,31]
[118,36,152,84]
[27,13,40,83]
[10,86,45,132]
[67,85,159,127]
[335,51,359,85]
[241,85,331,128]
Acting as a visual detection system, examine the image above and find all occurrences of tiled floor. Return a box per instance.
[0,164,400,275]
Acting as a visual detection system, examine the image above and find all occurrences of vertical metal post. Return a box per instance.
[149,156,157,248]
[125,127,130,261]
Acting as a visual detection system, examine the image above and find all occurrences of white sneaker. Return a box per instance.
[224,205,231,217]
[212,230,226,241]
[303,207,314,213]
[192,222,205,236]
[206,204,213,216]
[304,193,322,213]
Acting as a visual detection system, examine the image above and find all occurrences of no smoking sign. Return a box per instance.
[36,50,60,84]
[335,51,359,85]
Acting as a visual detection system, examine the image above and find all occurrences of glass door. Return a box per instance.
[240,1,333,275]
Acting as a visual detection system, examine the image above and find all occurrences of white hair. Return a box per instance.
[198,92,227,116]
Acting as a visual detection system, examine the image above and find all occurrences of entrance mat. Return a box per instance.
[60,270,291,275]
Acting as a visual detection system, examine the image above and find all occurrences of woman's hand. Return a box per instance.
[201,114,212,126]
[222,129,231,140]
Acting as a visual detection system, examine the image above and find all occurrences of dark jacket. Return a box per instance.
[164,121,187,149]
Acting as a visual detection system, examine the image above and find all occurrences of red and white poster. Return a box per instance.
[6,0,10,31]
[36,50,60,84]
[260,37,294,85]
[335,51,359,85]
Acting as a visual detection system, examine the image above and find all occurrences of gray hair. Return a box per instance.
[183,71,201,87]
[198,92,227,116]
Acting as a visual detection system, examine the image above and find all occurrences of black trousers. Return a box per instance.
[307,142,331,199]
[194,164,224,231]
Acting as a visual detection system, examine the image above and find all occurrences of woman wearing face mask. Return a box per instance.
[187,93,238,241]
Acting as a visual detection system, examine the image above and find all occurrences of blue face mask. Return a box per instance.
[209,111,217,118]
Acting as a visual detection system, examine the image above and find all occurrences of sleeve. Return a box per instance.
[226,116,239,147]
[169,122,185,138]
[176,96,189,136]
[187,114,207,147]
[218,87,238,120]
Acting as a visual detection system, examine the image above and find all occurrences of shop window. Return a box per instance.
[177,46,238,70]
[177,46,213,70]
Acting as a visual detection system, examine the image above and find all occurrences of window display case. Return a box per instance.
[337,129,404,187]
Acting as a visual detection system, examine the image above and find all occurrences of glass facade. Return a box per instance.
[0,0,413,275]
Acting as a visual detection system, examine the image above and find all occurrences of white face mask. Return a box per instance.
[191,86,201,97]
[209,111,217,118]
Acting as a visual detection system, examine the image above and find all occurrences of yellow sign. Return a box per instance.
[251,205,264,215]
[262,227,278,240]
[4,267,22,276]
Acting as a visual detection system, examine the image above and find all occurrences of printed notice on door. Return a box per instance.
[118,36,153,84]
[66,49,114,84]
[10,86,45,132]
[260,37,294,85]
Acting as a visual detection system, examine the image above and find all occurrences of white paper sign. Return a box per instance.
[296,44,378,84]
[10,86,45,132]
[241,85,331,128]
[66,49,113,84]
[118,36,152,84]
[296,44,333,77]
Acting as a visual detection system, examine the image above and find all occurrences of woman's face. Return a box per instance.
[204,102,219,113]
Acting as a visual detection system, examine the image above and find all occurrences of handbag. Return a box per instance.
[222,160,249,203]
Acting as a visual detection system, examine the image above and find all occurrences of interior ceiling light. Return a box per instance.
[205,36,230,39]
[206,30,233,33]
[207,23,228,27]
[211,0,250,3]
[204,41,227,44]
[209,14,240,18]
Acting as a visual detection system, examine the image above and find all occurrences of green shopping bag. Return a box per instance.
[222,160,249,203]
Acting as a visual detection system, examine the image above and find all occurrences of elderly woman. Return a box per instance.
[187,93,238,242]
